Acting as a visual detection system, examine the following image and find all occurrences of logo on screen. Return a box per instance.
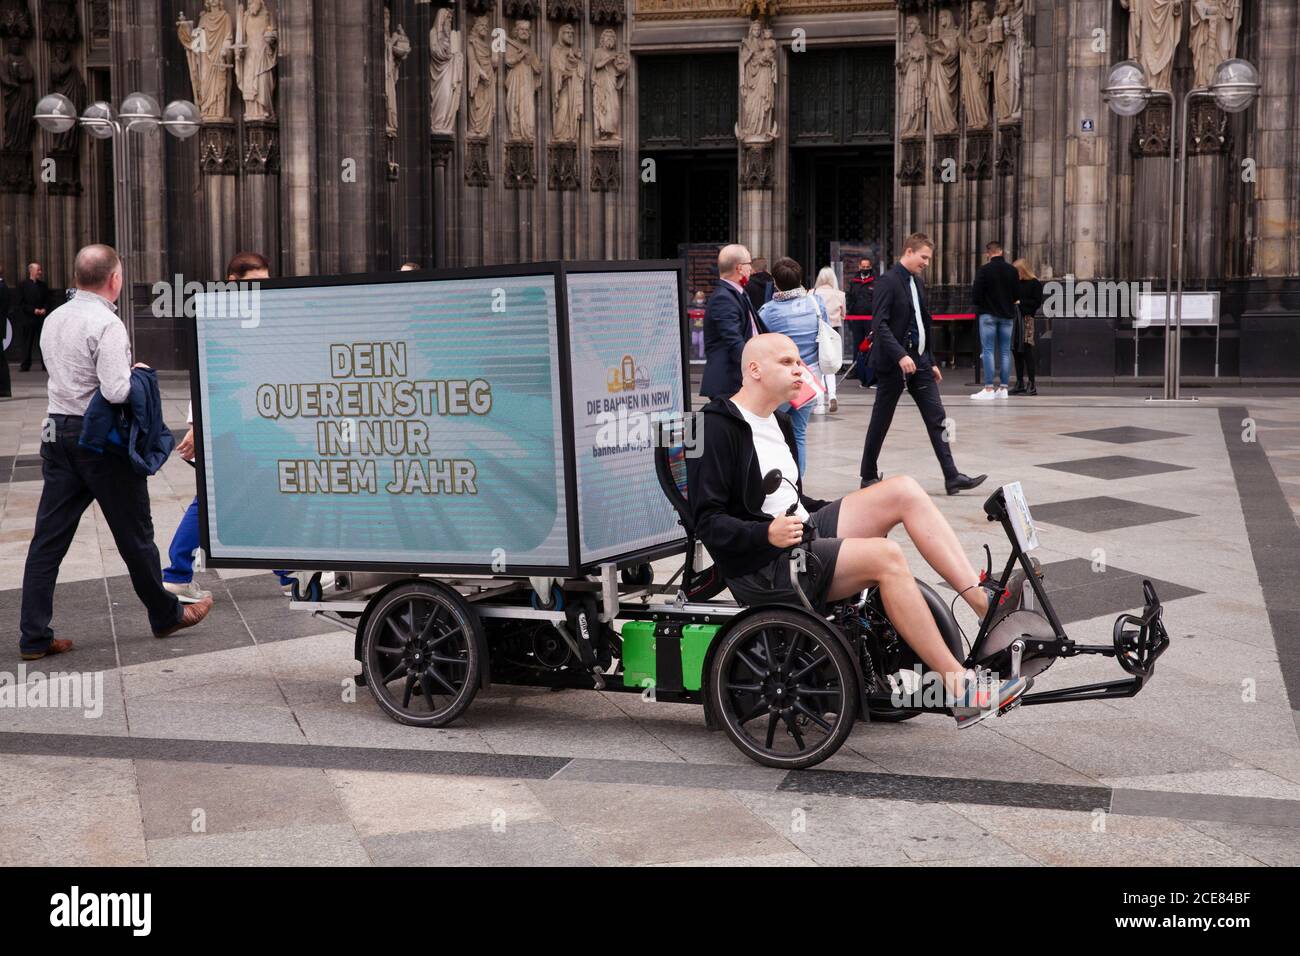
[607,355,650,393]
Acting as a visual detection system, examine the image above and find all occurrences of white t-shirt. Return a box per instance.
[736,403,809,522]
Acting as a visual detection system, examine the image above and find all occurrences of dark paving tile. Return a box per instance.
[113,601,254,667]
[0,454,14,473]
[14,454,42,467]
[1028,558,1200,625]
[0,731,572,779]
[1111,789,1300,829]
[1032,495,1196,533]
[1061,426,1190,444]
[780,767,1110,813]
[1037,455,1193,480]
[9,467,43,482]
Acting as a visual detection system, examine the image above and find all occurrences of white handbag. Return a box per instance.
[814,296,843,375]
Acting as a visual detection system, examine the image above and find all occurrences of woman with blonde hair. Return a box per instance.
[812,266,846,413]
[1012,258,1043,395]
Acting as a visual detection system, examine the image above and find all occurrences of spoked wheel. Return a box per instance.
[361,582,482,727]
[709,610,857,769]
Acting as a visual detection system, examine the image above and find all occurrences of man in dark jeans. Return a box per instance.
[19,244,212,661]
[860,233,986,496]
[16,261,50,372]
[970,240,1021,400]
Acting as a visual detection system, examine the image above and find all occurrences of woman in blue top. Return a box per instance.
[758,257,825,474]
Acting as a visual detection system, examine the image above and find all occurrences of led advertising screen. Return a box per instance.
[194,271,570,571]
[192,263,689,574]
[566,269,689,564]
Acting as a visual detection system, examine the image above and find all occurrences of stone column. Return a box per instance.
[279,0,319,276]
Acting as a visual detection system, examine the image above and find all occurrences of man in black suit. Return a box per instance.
[700,243,766,399]
[16,261,50,372]
[0,266,11,397]
[860,233,986,496]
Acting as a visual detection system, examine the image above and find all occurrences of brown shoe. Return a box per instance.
[153,595,213,638]
[829,399,838,413]
[20,638,74,661]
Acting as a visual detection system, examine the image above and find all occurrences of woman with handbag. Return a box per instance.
[758,257,828,474]
[812,266,846,413]
[1011,259,1043,395]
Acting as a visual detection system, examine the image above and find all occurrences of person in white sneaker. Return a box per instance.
[970,240,1019,401]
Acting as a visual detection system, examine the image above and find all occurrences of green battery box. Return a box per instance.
[621,621,719,693]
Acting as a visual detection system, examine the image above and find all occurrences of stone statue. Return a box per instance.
[384,7,411,138]
[48,41,86,154]
[897,15,929,137]
[591,29,629,143]
[990,0,1024,122]
[235,0,278,122]
[503,19,541,143]
[550,22,583,143]
[0,35,34,151]
[736,20,778,142]
[430,7,464,135]
[960,2,993,129]
[1120,0,1183,93]
[1190,0,1242,88]
[177,2,235,122]
[927,8,960,136]
[466,15,499,138]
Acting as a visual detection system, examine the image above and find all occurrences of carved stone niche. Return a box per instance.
[42,0,79,41]
[504,142,536,189]
[591,145,620,191]
[932,133,958,183]
[0,152,34,193]
[243,120,279,175]
[431,133,455,170]
[502,0,540,20]
[199,122,238,176]
[589,0,625,24]
[548,142,579,190]
[547,0,582,21]
[47,154,80,195]
[1131,102,1172,157]
[465,137,491,187]
[740,142,773,190]
[897,138,925,186]
[963,129,992,181]
[995,123,1020,177]
[465,0,494,14]
[1188,99,1229,155]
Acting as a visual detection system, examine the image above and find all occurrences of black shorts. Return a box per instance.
[725,498,845,608]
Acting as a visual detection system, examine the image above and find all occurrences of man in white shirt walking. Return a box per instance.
[19,244,212,660]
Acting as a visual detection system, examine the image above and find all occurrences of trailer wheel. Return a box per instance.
[361,581,481,727]
[709,609,857,770]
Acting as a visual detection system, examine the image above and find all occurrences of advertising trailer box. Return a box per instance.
[191,262,690,576]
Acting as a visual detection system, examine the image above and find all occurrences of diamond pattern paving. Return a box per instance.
[1037,455,1193,480]
[1061,426,1189,444]
[1032,495,1196,533]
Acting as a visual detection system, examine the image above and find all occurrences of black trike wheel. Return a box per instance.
[709,609,858,769]
[361,581,481,727]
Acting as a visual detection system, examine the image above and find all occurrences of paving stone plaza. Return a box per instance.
[3,371,1298,867]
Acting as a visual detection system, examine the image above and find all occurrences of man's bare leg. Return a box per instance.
[825,537,966,695]
[834,476,989,619]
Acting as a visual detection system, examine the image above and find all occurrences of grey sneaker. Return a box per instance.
[951,670,1033,729]
[164,580,213,604]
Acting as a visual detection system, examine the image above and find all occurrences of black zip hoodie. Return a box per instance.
[686,396,831,580]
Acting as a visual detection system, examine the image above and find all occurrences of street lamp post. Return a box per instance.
[1103,60,1177,399]
[1170,58,1260,401]
[1105,57,1260,401]
[34,93,200,357]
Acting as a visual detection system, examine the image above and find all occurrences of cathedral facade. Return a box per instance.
[2,0,1297,376]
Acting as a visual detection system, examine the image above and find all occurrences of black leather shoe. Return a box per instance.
[1009,383,1027,395]
[945,473,988,495]
[860,473,883,488]
[1026,384,1038,396]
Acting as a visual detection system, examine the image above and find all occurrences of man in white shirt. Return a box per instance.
[19,245,212,660]
[688,332,1030,726]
